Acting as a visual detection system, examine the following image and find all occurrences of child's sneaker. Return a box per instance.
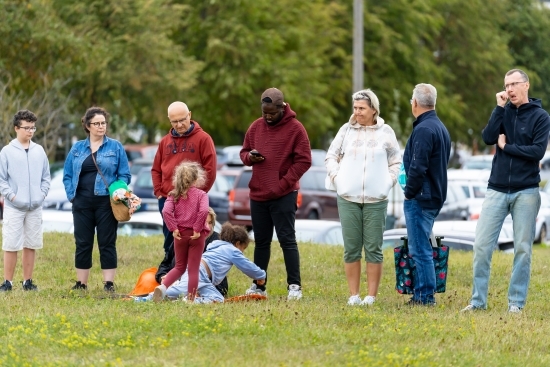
[347,295,362,306]
[153,285,167,302]
[287,284,302,300]
[22,279,38,291]
[245,283,267,297]
[0,280,13,292]
[361,295,376,305]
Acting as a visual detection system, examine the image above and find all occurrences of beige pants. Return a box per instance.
[2,205,43,251]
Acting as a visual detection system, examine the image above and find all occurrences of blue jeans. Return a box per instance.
[471,187,540,309]
[404,199,440,304]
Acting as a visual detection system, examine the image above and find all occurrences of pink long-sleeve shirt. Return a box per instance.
[162,187,210,234]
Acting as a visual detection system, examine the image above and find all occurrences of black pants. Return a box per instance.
[250,191,300,287]
[158,197,174,254]
[72,195,118,269]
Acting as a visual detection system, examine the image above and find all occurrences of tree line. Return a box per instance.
[1,0,549,159]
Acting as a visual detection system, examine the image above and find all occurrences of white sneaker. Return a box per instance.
[347,295,362,306]
[245,284,267,297]
[287,284,302,300]
[361,295,376,306]
[152,284,166,302]
[460,304,480,312]
[508,305,522,314]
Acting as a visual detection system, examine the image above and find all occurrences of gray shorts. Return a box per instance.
[2,205,43,251]
[337,196,387,263]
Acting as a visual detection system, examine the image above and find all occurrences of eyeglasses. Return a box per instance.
[17,126,37,132]
[504,81,526,90]
[89,121,107,127]
[170,113,190,125]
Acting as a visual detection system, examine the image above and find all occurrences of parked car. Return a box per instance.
[250,219,344,246]
[382,226,514,253]
[461,154,493,170]
[228,166,341,228]
[129,158,154,188]
[43,173,72,210]
[216,145,244,169]
[124,144,158,163]
[132,166,230,223]
[311,149,327,167]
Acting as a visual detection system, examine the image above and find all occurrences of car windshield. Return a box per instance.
[136,171,153,188]
[236,171,253,188]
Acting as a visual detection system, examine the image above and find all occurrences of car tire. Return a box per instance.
[537,223,547,244]
[307,211,319,220]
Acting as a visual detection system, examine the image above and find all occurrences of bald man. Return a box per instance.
[151,101,216,253]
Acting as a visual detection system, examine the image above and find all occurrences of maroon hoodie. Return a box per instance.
[240,103,312,201]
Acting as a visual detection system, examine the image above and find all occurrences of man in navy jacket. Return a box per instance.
[462,69,550,313]
[403,83,451,306]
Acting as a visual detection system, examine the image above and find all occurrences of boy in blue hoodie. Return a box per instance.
[0,110,50,292]
[152,222,266,303]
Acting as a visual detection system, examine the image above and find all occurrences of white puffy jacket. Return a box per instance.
[325,116,401,204]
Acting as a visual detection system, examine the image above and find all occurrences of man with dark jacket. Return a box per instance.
[152,101,217,253]
[462,69,550,313]
[403,83,451,306]
[240,88,312,300]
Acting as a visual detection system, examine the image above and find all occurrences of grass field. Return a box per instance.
[1,232,550,366]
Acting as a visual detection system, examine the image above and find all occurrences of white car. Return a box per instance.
[42,209,221,237]
[250,219,344,246]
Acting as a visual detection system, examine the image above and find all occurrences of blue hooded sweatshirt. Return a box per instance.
[202,240,266,286]
[482,98,550,193]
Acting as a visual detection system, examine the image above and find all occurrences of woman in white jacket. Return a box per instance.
[325,89,401,306]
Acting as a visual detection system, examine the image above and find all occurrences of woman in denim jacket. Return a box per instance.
[63,107,131,292]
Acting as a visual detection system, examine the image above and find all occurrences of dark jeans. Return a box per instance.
[250,191,300,287]
[72,195,118,269]
[158,197,174,254]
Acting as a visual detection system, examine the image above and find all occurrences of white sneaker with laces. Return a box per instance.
[245,284,267,297]
[347,295,362,306]
[361,295,376,306]
[508,305,521,314]
[287,284,302,300]
[153,284,167,302]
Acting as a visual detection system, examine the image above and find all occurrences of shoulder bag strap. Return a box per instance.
[91,150,110,189]
[337,125,351,162]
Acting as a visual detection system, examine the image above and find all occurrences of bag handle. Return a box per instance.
[90,150,110,190]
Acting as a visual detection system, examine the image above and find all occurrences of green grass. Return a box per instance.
[1,233,550,366]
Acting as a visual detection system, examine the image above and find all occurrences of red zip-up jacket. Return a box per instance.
[152,121,216,198]
[240,103,312,201]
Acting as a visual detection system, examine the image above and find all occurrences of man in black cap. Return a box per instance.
[240,88,312,300]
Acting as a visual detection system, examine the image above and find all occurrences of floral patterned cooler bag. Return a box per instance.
[394,236,449,294]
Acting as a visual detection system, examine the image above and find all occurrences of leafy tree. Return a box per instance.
[173,0,350,147]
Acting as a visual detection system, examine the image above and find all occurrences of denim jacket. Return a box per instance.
[63,136,131,201]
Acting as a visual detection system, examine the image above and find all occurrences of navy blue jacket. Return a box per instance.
[403,110,451,209]
[482,98,550,193]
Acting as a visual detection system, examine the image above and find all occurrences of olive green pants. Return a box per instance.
[337,196,387,263]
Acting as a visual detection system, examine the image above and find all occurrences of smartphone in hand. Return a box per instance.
[250,151,263,158]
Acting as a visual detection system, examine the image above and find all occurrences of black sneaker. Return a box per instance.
[72,281,87,290]
[103,281,115,292]
[22,279,38,291]
[0,280,13,292]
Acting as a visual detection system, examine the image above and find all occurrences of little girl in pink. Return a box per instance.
[154,161,209,302]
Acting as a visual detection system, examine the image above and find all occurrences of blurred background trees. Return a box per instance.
[0,0,549,158]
